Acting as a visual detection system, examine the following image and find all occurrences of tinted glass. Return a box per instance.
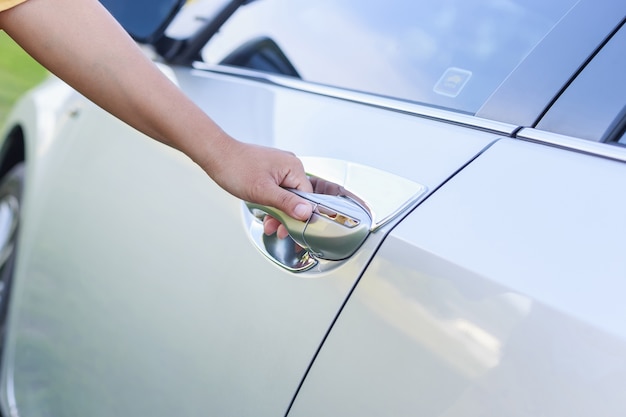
[100,0,183,42]
[200,0,580,113]
[537,23,626,143]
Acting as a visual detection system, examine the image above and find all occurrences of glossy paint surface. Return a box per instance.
[0,68,499,416]
[289,139,626,416]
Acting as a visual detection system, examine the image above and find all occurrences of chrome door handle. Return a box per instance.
[246,190,372,262]
[244,158,427,272]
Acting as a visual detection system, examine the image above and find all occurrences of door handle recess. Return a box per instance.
[244,158,427,272]
[246,190,372,262]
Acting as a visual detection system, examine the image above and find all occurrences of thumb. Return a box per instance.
[272,188,313,221]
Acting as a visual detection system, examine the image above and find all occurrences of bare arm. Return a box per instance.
[0,0,313,220]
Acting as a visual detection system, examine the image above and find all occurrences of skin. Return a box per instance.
[0,0,313,229]
[264,176,368,239]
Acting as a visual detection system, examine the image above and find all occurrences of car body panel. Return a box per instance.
[173,67,501,188]
[0,64,502,416]
[289,139,626,417]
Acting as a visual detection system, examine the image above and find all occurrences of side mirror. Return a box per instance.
[99,0,185,44]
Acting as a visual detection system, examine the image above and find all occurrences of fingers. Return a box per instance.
[248,146,313,221]
[204,140,314,220]
[274,187,313,221]
[263,216,290,239]
[263,216,281,235]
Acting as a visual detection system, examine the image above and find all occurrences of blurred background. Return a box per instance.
[0,31,47,125]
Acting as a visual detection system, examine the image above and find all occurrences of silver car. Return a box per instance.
[1,0,625,416]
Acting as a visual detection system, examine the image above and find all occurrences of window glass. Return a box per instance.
[100,0,182,42]
[200,0,580,114]
[537,24,626,144]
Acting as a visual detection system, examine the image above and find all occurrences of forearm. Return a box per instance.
[0,0,227,171]
[0,0,314,220]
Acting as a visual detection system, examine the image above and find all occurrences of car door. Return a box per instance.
[0,71,504,417]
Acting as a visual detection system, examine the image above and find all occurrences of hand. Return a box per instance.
[263,176,367,238]
[204,137,314,222]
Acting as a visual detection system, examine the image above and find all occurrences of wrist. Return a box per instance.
[190,126,237,179]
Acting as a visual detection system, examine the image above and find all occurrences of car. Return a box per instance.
[0,0,625,416]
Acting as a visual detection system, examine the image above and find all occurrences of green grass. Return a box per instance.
[0,31,48,124]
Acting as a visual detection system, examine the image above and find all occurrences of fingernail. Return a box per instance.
[294,203,312,219]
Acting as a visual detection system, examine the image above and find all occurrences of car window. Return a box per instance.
[537,22,626,144]
[199,0,580,114]
[220,37,300,77]
[605,105,626,147]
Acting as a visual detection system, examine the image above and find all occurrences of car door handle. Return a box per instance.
[246,189,372,264]
[244,158,427,272]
